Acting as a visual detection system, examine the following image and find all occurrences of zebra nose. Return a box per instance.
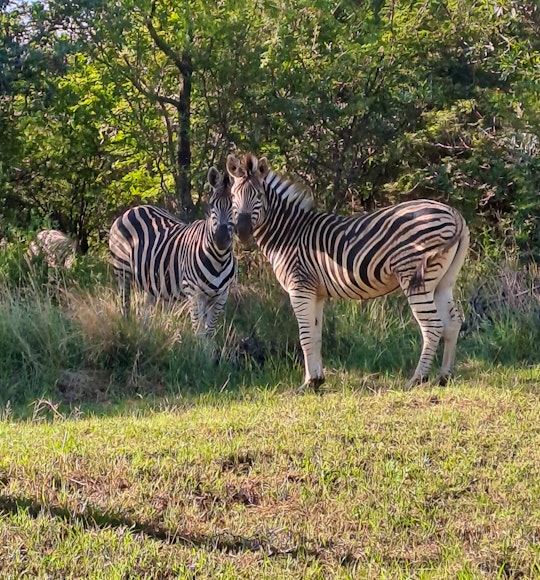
[236,213,253,243]
[214,224,232,250]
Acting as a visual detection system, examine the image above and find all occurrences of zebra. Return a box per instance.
[108,167,237,338]
[226,153,470,389]
[28,230,78,269]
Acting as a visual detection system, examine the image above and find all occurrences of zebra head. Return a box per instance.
[207,166,234,251]
[226,153,269,244]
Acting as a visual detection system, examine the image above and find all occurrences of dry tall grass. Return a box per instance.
[0,250,538,409]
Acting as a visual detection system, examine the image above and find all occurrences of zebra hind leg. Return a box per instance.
[433,241,468,385]
[405,288,444,389]
[116,269,132,318]
[141,293,157,325]
[402,227,469,389]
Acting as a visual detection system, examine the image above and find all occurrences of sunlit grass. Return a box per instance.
[2,380,540,577]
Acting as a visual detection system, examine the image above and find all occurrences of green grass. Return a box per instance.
[0,250,539,576]
[2,378,540,578]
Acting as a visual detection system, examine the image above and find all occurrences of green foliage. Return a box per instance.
[2,0,539,255]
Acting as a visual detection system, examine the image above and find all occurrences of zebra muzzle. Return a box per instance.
[235,213,253,243]
[214,224,232,250]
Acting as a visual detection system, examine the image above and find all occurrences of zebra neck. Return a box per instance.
[251,172,318,263]
[253,196,316,263]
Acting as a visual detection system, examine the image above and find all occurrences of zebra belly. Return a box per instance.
[316,255,399,300]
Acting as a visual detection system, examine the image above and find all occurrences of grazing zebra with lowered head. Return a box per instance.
[28,230,78,269]
[226,153,470,389]
[108,167,237,338]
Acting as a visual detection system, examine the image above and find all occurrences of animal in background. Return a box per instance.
[28,230,79,269]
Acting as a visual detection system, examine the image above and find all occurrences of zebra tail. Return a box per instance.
[408,212,468,296]
[408,259,427,295]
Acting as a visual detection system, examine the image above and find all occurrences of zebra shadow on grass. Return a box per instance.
[0,493,323,560]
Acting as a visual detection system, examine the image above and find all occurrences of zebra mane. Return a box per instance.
[265,171,316,212]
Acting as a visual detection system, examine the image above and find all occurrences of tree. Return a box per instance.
[1,0,539,257]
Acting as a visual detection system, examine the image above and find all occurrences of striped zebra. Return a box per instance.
[28,230,78,269]
[108,167,237,337]
[226,153,470,389]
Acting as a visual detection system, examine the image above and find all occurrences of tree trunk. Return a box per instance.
[145,3,195,221]
[177,59,194,220]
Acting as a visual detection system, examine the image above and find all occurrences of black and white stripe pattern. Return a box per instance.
[227,153,469,388]
[28,230,78,269]
[109,167,237,337]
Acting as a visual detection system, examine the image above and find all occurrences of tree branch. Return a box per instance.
[146,1,192,77]
[120,54,181,108]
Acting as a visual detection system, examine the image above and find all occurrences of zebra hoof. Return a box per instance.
[302,376,325,392]
[437,374,452,387]
[405,375,428,390]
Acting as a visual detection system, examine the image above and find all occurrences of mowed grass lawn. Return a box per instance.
[1,366,540,579]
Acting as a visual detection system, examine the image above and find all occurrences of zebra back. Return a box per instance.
[227,154,466,300]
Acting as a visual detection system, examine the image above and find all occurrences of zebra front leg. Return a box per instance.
[202,292,229,363]
[188,294,207,336]
[187,294,220,363]
[406,289,444,389]
[203,291,229,339]
[289,292,325,390]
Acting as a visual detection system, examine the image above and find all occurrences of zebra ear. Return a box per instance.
[207,166,222,189]
[244,153,258,175]
[257,157,269,179]
[226,154,245,178]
